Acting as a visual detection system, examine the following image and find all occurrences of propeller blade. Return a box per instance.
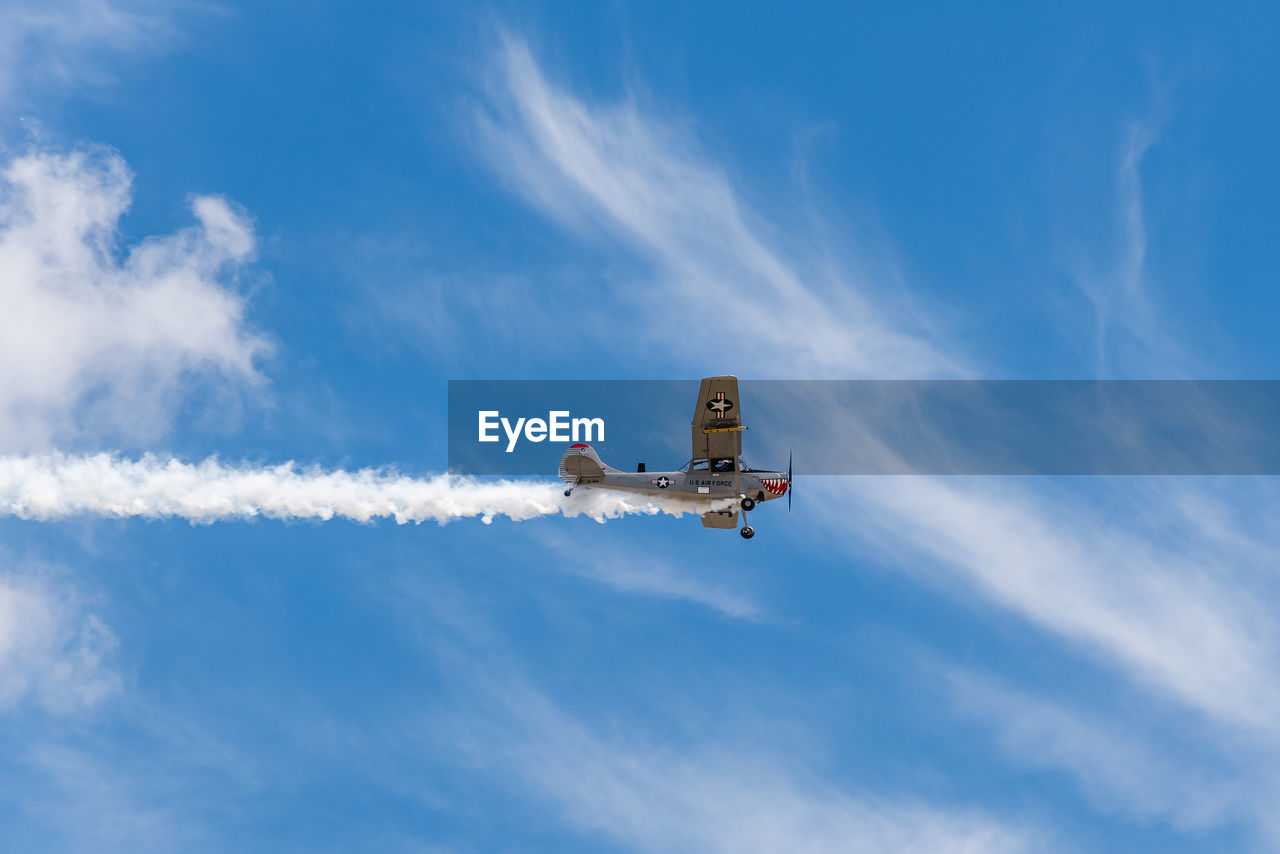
[788,450,792,514]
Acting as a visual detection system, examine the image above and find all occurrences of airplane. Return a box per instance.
[558,375,790,539]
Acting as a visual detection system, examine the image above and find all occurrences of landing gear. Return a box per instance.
[563,489,573,497]
[740,525,755,539]
[740,496,756,511]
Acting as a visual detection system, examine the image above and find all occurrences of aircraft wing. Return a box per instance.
[700,508,739,528]
[691,375,743,462]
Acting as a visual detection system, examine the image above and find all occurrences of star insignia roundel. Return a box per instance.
[705,392,734,415]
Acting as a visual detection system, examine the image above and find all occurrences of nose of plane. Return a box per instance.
[761,475,788,496]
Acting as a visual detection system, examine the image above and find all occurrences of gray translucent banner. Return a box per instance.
[447,380,1280,475]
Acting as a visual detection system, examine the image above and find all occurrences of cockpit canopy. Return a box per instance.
[680,457,762,473]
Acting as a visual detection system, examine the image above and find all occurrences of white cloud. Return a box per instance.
[531,529,763,619]
[0,145,269,449]
[0,562,119,713]
[476,32,1280,735]
[0,0,174,107]
[445,678,1037,854]
[472,35,962,379]
[830,476,1280,737]
[17,743,186,852]
[565,555,762,619]
[945,668,1280,840]
[1071,117,1195,377]
[469,35,1280,845]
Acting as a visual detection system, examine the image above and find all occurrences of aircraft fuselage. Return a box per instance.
[574,468,788,503]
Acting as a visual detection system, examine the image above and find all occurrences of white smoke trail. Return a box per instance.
[0,454,721,526]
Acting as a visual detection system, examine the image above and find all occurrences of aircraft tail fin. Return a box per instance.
[558,444,617,482]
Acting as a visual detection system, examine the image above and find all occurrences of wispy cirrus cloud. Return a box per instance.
[1071,115,1197,378]
[438,670,1038,854]
[376,548,1037,854]
[3,704,265,853]
[0,0,176,108]
[530,528,764,619]
[833,475,1280,736]
[470,33,1280,846]
[0,558,119,714]
[946,668,1260,834]
[471,35,962,379]
[563,554,762,620]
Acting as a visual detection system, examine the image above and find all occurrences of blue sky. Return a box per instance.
[2,1,1280,851]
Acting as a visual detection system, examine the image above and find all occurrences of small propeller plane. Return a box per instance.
[559,375,790,539]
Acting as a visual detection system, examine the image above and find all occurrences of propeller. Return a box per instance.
[778,450,788,512]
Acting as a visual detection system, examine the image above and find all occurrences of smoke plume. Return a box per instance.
[0,454,717,525]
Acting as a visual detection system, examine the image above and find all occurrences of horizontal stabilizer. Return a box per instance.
[558,444,613,482]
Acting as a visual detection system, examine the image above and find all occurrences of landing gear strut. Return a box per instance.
[735,464,754,540]
[740,498,755,540]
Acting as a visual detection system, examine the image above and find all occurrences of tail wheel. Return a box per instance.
[740,497,756,511]
[740,526,755,539]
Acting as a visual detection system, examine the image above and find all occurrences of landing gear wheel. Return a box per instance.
[564,489,573,497]
[740,525,755,540]
[740,497,756,511]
